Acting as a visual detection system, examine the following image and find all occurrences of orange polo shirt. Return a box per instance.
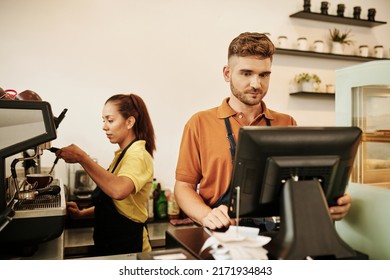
[175,98,297,206]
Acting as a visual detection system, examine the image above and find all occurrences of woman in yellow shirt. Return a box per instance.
[60,93,155,255]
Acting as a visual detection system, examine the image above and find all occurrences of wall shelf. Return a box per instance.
[276,48,389,62]
[290,11,387,27]
[290,91,335,97]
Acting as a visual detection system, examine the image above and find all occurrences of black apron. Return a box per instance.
[91,140,145,256]
[211,116,271,208]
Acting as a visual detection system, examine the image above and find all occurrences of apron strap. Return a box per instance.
[224,116,271,162]
[224,118,236,163]
[111,139,137,173]
[212,116,272,208]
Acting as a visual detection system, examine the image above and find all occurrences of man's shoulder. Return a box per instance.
[268,109,293,118]
[267,108,297,125]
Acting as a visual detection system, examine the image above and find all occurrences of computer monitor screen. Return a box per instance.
[228,126,362,218]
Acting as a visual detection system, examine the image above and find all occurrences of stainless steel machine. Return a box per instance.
[0,99,67,257]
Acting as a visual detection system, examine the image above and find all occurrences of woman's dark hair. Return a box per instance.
[105,94,156,157]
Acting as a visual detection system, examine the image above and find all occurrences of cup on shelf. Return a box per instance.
[374,45,384,59]
[358,45,369,57]
[353,6,362,20]
[337,4,345,17]
[368,8,376,21]
[297,37,308,51]
[313,40,324,52]
[320,2,330,15]
[326,84,335,94]
[277,36,288,49]
[303,0,311,12]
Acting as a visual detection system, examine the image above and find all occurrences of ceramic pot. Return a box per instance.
[331,42,343,55]
[301,81,314,92]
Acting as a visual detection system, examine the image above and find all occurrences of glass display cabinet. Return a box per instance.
[351,85,390,188]
[336,61,390,189]
[335,60,390,260]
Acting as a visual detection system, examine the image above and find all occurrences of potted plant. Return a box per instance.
[329,28,353,54]
[294,73,321,92]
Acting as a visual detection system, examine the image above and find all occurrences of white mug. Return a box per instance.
[277,36,288,48]
[326,84,335,93]
[297,37,308,51]
[374,45,383,58]
[313,40,324,52]
[359,45,369,57]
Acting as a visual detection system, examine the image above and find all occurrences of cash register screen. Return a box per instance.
[228,126,362,218]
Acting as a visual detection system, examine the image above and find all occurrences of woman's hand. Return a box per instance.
[66,201,86,219]
[56,144,86,164]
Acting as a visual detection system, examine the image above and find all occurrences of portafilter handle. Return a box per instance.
[37,185,61,196]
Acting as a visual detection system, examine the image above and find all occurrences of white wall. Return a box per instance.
[1,0,390,189]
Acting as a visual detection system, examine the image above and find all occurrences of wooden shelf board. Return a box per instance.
[290,11,387,27]
[276,48,389,62]
[289,91,335,97]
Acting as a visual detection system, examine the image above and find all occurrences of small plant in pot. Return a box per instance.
[294,73,321,92]
[329,28,353,54]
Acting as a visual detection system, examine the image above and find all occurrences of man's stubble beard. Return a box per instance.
[230,80,264,106]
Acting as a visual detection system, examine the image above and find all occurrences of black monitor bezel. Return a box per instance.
[0,100,57,158]
[228,126,362,218]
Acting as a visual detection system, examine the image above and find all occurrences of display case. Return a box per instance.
[351,85,390,188]
[335,61,390,260]
[336,61,390,189]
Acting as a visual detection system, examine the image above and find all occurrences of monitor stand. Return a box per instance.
[264,179,358,260]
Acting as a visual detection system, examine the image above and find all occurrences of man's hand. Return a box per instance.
[201,205,231,230]
[329,193,352,221]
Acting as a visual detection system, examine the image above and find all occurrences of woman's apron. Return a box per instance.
[91,141,145,255]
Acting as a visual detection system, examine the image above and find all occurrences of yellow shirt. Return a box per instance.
[108,140,153,252]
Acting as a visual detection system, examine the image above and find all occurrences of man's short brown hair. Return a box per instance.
[228,32,275,60]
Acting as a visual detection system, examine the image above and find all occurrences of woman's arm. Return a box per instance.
[58,144,135,200]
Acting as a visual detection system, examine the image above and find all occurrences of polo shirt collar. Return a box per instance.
[216,97,275,120]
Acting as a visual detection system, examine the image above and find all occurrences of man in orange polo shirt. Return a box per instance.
[174,32,352,230]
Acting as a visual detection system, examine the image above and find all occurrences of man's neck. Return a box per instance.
[228,96,263,123]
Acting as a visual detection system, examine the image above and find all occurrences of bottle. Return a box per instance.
[156,189,167,220]
[147,187,154,222]
[168,191,180,220]
[153,182,161,218]
[152,178,158,190]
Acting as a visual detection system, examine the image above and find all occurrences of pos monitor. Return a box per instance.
[228,126,362,259]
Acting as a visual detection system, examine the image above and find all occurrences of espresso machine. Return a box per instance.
[0,99,67,257]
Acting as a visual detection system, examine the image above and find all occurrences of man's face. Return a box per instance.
[223,55,272,106]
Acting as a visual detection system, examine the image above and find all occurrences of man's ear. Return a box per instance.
[223,65,231,82]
